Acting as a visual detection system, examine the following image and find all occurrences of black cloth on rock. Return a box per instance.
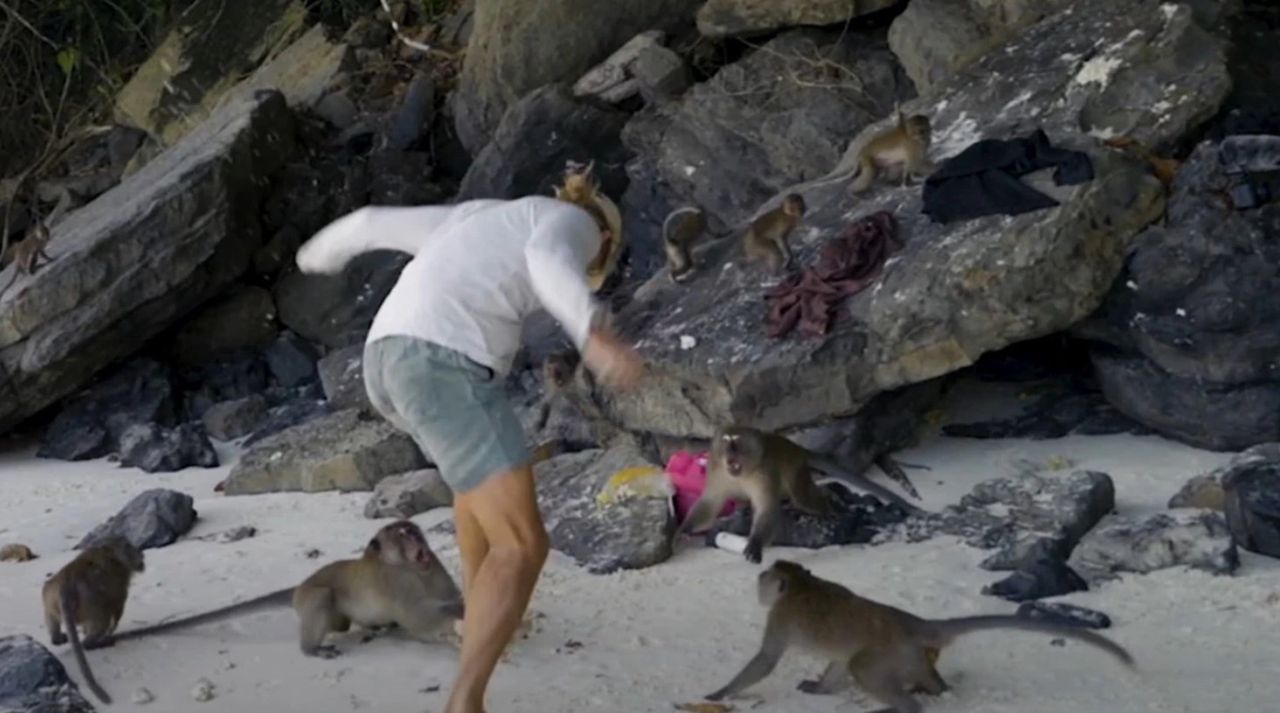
[922,129,1094,224]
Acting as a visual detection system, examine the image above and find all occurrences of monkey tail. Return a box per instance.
[921,615,1135,669]
[59,583,112,704]
[112,588,295,642]
[662,206,702,242]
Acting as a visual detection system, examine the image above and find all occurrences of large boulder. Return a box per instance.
[1218,443,1280,559]
[1074,141,1280,451]
[697,0,901,39]
[0,635,96,713]
[222,408,426,495]
[456,84,631,202]
[601,0,1226,437]
[77,489,198,551]
[1067,510,1240,584]
[0,90,295,436]
[452,0,701,154]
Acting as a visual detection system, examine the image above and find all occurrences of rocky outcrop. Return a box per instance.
[318,344,371,412]
[602,0,1226,437]
[364,469,454,519]
[534,445,675,574]
[1067,511,1240,585]
[573,31,690,106]
[1075,141,1280,451]
[698,0,901,39]
[1218,443,1280,559]
[222,408,426,495]
[170,286,279,365]
[0,635,96,713]
[457,84,632,202]
[452,0,701,154]
[77,489,198,551]
[0,90,295,436]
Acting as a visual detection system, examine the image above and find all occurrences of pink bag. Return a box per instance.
[666,450,736,523]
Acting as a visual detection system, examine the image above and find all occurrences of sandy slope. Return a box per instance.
[1,381,1276,713]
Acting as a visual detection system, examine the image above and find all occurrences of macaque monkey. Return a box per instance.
[674,426,923,564]
[850,110,935,193]
[0,222,52,294]
[41,536,147,704]
[707,560,1136,711]
[743,194,805,273]
[663,206,707,283]
[113,521,463,658]
[533,351,582,432]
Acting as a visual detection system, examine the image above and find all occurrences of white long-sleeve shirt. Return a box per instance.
[296,196,604,375]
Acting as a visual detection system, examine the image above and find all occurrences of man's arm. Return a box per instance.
[524,209,603,351]
[295,204,459,275]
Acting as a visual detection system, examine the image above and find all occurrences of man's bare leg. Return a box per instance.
[453,501,488,598]
[443,465,550,713]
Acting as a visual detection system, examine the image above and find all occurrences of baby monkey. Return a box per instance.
[662,206,707,283]
[850,110,935,193]
[743,194,805,273]
[674,426,923,564]
[113,520,463,658]
[0,222,52,294]
[41,536,147,704]
[708,560,1136,712]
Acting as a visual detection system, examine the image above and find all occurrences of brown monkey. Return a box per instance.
[112,520,463,658]
[707,560,1136,710]
[674,426,924,564]
[663,206,707,283]
[742,194,805,273]
[532,351,582,433]
[849,110,935,193]
[41,536,146,704]
[0,222,52,294]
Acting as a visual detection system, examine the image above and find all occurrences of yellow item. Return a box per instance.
[596,466,670,506]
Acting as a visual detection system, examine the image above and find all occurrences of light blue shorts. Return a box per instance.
[363,335,531,494]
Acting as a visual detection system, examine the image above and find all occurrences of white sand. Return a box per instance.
[2,379,1278,713]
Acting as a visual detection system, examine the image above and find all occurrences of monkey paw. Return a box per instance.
[797,680,827,695]
[743,544,763,564]
[313,645,342,659]
[50,633,67,646]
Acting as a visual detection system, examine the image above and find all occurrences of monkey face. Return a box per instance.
[368,521,435,568]
[906,116,931,141]
[783,195,806,217]
[719,434,744,475]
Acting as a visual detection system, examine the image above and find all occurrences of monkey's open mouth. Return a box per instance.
[727,457,742,475]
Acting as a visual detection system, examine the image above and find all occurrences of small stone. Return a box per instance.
[364,469,454,519]
[191,678,215,702]
[133,687,155,704]
[195,526,257,544]
[981,557,1088,602]
[78,488,198,550]
[264,330,320,388]
[1016,601,1112,629]
[0,543,36,562]
[202,395,269,441]
[118,422,219,473]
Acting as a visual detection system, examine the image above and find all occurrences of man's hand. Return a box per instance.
[582,329,645,391]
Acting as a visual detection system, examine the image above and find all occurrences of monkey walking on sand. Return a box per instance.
[742,194,806,274]
[662,205,708,283]
[849,108,935,194]
[673,426,925,564]
[111,520,463,658]
[706,560,1136,712]
[41,536,147,704]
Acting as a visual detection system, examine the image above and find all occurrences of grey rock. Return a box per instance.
[1169,473,1226,511]
[707,483,910,549]
[0,90,295,436]
[452,0,700,154]
[314,90,360,130]
[0,634,95,712]
[37,359,179,462]
[77,488,198,551]
[534,445,675,574]
[1067,511,1240,585]
[241,396,332,446]
[318,344,371,412]
[606,0,1226,436]
[457,84,630,202]
[384,72,435,151]
[981,557,1087,603]
[1219,443,1280,558]
[980,534,1071,572]
[363,469,454,519]
[944,389,1149,440]
[274,248,409,350]
[366,150,447,206]
[171,285,278,365]
[178,350,271,422]
[194,526,257,543]
[117,422,219,473]
[202,395,269,441]
[1016,601,1111,629]
[1075,141,1280,451]
[698,0,900,38]
[264,331,320,388]
[573,31,689,106]
[252,225,304,277]
[223,408,427,495]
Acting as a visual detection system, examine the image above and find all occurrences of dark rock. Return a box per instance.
[981,557,1088,603]
[117,422,219,473]
[178,350,271,421]
[707,483,910,549]
[275,249,409,350]
[0,634,95,712]
[171,285,278,365]
[241,396,332,446]
[202,394,269,441]
[1016,601,1112,629]
[1220,443,1280,558]
[367,150,447,206]
[314,90,360,130]
[573,31,689,106]
[1075,140,1280,451]
[0,91,295,436]
[37,359,179,461]
[264,331,320,388]
[1169,473,1226,511]
[261,157,359,239]
[384,72,435,151]
[452,0,701,154]
[1067,511,1240,585]
[457,84,630,202]
[980,534,1071,572]
[697,0,899,38]
[223,408,426,495]
[317,344,371,412]
[533,445,675,574]
[252,225,304,277]
[364,469,454,518]
[944,389,1150,440]
[77,488,198,550]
